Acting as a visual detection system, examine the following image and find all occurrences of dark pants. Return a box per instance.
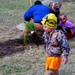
[57,26,74,39]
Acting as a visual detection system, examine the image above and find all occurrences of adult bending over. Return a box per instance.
[20,1,51,44]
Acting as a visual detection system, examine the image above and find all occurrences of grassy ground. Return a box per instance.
[0,0,75,75]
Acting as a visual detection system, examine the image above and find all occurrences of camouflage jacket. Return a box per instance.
[43,30,70,57]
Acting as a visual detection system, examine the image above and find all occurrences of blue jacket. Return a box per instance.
[24,4,51,23]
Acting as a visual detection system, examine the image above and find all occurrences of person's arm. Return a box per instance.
[57,31,70,64]
[24,6,33,21]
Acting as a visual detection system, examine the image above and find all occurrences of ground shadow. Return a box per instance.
[0,39,25,58]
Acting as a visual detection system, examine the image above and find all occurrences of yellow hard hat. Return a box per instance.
[41,13,57,28]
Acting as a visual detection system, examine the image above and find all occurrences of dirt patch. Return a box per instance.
[0,37,44,58]
[0,39,26,58]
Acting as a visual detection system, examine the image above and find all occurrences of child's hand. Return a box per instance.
[62,57,68,64]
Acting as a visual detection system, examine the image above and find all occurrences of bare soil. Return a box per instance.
[0,39,25,57]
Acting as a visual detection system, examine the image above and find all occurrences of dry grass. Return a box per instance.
[0,0,75,75]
